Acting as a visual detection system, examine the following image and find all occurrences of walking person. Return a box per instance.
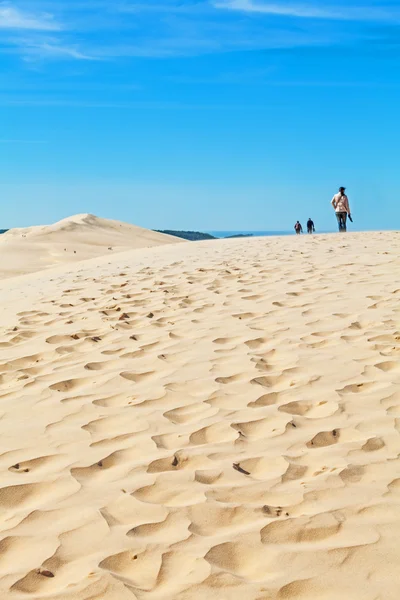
[307,218,315,234]
[331,187,352,232]
[294,221,303,235]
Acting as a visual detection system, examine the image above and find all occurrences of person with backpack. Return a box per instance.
[307,218,315,234]
[331,187,352,232]
[294,221,303,235]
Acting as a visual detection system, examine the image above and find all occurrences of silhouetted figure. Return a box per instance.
[307,218,315,234]
[294,221,303,235]
[331,187,352,232]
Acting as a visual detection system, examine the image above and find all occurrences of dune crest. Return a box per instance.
[0,214,183,279]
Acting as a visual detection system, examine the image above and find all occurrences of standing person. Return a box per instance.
[331,187,352,232]
[294,221,303,235]
[307,218,315,234]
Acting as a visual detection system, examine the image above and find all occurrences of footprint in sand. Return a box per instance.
[84,362,108,371]
[261,512,342,544]
[164,403,217,425]
[49,378,88,393]
[307,430,340,448]
[362,437,385,452]
[190,422,239,446]
[120,371,156,383]
[248,392,280,408]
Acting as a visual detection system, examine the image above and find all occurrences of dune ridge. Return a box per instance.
[0,214,183,279]
[0,231,399,599]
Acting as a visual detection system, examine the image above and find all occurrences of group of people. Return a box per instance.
[294,218,315,235]
[294,187,353,235]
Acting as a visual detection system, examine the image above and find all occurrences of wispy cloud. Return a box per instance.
[117,2,208,15]
[21,39,96,61]
[213,0,400,22]
[0,3,96,61]
[1,0,399,67]
[0,2,60,30]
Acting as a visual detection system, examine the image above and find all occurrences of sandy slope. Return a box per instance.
[0,214,182,279]
[0,231,400,600]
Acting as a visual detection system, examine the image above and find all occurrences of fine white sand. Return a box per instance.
[0,214,183,279]
[0,225,400,600]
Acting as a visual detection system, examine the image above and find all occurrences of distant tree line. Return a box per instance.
[224,233,253,239]
[156,230,254,241]
[155,230,216,241]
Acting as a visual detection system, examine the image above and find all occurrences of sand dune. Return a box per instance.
[0,231,400,599]
[0,214,183,279]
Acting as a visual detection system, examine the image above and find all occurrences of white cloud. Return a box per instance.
[117,2,206,14]
[213,0,399,21]
[22,41,95,61]
[0,4,94,62]
[213,0,338,18]
[0,3,60,30]
[1,0,398,66]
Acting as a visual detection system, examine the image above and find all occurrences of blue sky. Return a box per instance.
[1,0,400,231]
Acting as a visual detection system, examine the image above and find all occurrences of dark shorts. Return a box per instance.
[336,212,347,232]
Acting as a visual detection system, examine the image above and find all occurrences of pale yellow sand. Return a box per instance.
[0,214,182,279]
[0,230,400,600]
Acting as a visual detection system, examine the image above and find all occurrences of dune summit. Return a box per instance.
[0,231,400,599]
[0,214,183,279]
